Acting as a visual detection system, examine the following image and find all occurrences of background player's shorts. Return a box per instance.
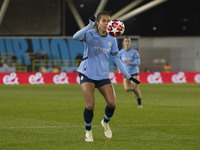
[79,73,111,88]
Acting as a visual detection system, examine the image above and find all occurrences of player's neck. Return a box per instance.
[125,47,131,51]
[97,29,107,37]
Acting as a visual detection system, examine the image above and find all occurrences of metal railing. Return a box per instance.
[0,52,27,73]
[0,52,117,73]
[31,59,78,73]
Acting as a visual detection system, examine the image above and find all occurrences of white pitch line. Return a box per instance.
[0,124,199,129]
[0,125,84,129]
[112,124,200,127]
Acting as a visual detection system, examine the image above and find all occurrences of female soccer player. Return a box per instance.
[119,37,142,108]
[73,11,140,142]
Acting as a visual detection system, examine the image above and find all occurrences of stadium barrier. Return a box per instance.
[0,38,132,73]
[0,72,200,85]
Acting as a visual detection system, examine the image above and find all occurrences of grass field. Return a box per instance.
[0,83,200,150]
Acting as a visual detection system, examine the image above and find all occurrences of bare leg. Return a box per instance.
[81,82,95,110]
[81,82,95,133]
[98,83,115,138]
[132,75,142,99]
[123,76,142,107]
[123,78,133,92]
[98,83,116,108]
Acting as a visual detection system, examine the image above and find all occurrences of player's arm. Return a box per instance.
[112,53,140,84]
[128,52,141,66]
[73,17,95,41]
[117,51,123,74]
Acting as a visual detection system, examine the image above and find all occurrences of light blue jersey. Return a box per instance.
[73,20,132,80]
[77,29,118,80]
[119,48,140,75]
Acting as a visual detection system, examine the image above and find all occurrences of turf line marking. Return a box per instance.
[0,125,83,129]
[112,124,200,127]
[0,124,199,129]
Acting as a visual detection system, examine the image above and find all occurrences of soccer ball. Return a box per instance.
[106,19,125,37]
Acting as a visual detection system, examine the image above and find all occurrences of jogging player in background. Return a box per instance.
[118,37,143,108]
[73,11,140,142]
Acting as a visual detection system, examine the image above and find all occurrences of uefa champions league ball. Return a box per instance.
[106,19,125,37]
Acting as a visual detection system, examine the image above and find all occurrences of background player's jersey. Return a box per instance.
[77,29,118,80]
[119,48,140,75]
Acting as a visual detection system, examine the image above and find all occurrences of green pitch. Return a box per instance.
[0,83,200,150]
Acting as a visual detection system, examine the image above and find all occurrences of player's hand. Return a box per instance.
[89,16,96,22]
[125,60,131,64]
[130,77,140,84]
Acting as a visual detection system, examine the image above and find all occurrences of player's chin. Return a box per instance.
[102,29,107,33]
[103,27,106,31]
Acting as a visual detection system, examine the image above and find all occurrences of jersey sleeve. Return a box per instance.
[73,20,95,41]
[112,53,131,79]
[110,38,119,55]
[118,49,122,59]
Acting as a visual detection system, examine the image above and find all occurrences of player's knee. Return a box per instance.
[133,84,139,90]
[86,102,95,110]
[124,87,132,92]
[108,103,116,109]
[107,100,116,108]
[125,89,129,92]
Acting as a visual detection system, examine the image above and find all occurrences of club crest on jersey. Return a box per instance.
[131,53,133,56]
[108,42,112,47]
